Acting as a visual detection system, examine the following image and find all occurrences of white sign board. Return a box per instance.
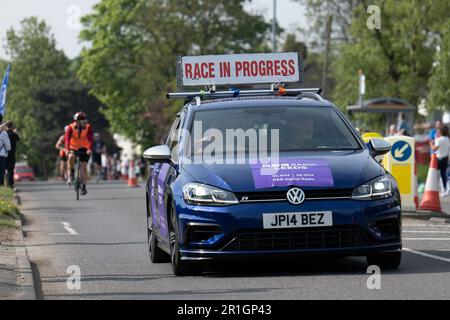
[178,52,302,87]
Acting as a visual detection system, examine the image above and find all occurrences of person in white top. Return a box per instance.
[431,126,450,195]
[0,115,12,186]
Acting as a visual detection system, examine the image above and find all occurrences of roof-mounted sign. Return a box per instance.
[177,52,303,87]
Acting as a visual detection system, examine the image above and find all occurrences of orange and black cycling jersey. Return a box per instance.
[65,122,94,151]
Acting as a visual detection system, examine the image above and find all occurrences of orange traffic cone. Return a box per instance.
[128,160,138,188]
[419,154,442,212]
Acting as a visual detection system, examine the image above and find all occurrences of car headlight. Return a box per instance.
[352,176,393,200]
[183,183,239,206]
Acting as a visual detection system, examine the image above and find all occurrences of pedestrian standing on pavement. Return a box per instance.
[428,120,443,145]
[398,113,412,136]
[4,121,20,189]
[387,124,397,137]
[0,115,12,186]
[101,149,108,180]
[431,126,450,196]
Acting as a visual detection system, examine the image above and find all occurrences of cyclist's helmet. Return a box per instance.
[74,111,87,121]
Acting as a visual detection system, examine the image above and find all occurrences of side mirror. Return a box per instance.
[370,138,391,157]
[143,145,171,163]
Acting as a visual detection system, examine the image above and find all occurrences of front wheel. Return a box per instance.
[366,251,401,270]
[147,224,168,263]
[169,203,199,276]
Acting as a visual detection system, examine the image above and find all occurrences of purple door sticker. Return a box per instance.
[157,163,171,238]
[250,158,334,189]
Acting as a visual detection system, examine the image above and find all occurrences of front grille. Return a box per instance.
[236,189,353,203]
[221,226,369,251]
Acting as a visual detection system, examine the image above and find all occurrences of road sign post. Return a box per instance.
[383,136,416,211]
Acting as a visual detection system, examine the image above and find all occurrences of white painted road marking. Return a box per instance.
[404,248,450,263]
[62,222,78,235]
[403,230,450,234]
[48,222,78,236]
[403,224,450,228]
[403,238,450,241]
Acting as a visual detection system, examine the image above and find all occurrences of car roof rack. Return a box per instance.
[296,92,325,103]
[167,85,322,106]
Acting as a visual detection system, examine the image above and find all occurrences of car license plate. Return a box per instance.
[263,211,333,229]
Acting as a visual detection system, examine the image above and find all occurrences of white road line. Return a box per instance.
[404,248,450,263]
[62,222,78,235]
[48,222,78,236]
[403,238,450,241]
[403,230,450,234]
[403,224,450,228]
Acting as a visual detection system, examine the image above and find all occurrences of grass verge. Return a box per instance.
[0,187,20,229]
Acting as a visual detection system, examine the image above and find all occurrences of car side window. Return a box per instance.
[165,116,181,149]
[165,113,186,163]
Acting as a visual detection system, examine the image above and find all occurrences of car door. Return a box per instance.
[150,114,182,242]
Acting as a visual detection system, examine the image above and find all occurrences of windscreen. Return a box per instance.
[16,167,33,173]
[187,106,361,158]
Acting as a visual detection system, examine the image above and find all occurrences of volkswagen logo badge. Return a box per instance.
[287,188,305,205]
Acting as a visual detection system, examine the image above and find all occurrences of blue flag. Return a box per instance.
[0,63,12,116]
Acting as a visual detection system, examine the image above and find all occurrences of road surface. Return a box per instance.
[18,181,450,299]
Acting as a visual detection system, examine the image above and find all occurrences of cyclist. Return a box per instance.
[65,112,93,195]
[55,126,69,181]
[92,133,105,181]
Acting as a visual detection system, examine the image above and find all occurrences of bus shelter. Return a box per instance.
[347,97,416,134]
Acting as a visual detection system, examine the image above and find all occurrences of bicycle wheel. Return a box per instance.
[74,157,81,201]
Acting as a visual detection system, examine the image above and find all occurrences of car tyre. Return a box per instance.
[148,227,168,263]
[169,202,199,276]
[366,251,401,270]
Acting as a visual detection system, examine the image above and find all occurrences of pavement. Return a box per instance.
[4,180,450,300]
[0,221,36,300]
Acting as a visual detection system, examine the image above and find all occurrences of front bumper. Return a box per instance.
[173,195,402,260]
[180,244,402,261]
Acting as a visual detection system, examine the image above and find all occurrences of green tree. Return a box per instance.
[283,33,307,61]
[296,0,364,47]
[428,18,450,111]
[331,0,450,111]
[5,18,71,176]
[0,60,7,77]
[78,0,272,147]
[4,17,113,177]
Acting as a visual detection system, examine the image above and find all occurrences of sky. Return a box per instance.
[0,0,307,60]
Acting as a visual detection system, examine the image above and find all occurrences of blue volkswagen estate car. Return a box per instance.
[144,92,401,276]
